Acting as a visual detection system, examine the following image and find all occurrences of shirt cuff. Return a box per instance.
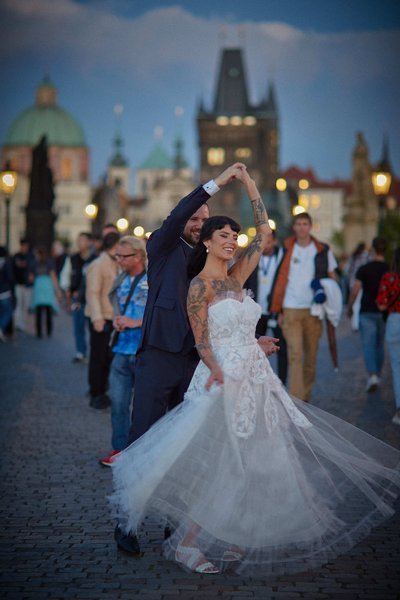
[202,179,220,196]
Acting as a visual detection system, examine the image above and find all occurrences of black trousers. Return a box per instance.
[256,313,288,385]
[128,347,199,445]
[88,320,113,398]
[35,306,52,338]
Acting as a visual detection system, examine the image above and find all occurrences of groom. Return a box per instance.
[115,163,279,555]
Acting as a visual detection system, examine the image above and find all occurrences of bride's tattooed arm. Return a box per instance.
[187,278,223,385]
[229,171,271,284]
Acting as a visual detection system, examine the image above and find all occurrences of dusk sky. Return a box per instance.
[1,0,400,189]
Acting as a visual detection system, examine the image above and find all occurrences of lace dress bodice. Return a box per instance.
[208,293,261,348]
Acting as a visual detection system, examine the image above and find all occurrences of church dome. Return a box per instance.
[139,143,173,169]
[4,77,86,148]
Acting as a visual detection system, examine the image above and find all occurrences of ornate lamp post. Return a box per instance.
[371,140,392,235]
[0,168,18,250]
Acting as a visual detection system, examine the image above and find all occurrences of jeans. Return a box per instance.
[385,313,400,409]
[359,312,385,375]
[0,297,13,332]
[110,353,136,450]
[72,305,87,356]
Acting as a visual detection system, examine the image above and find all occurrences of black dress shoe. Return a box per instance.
[114,525,141,555]
[89,395,111,410]
[164,526,172,540]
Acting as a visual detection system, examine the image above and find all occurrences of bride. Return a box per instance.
[110,168,400,576]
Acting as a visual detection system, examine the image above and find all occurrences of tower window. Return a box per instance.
[61,157,73,180]
[235,148,252,159]
[243,116,256,126]
[207,148,225,166]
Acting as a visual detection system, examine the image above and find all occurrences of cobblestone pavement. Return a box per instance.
[0,312,399,600]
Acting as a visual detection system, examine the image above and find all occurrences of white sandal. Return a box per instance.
[222,549,243,562]
[175,544,220,574]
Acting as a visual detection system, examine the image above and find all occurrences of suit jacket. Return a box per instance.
[138,185,210,355]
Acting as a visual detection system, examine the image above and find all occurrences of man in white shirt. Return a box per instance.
[269,212,337,401]
[245,229,287,383]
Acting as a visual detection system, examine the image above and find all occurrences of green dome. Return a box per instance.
[139,144,173,169]
[4,78,86,147]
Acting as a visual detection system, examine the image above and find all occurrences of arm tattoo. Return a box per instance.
[187,278,212,361]
[187,277,206,327]
[242,234,263,261]
[187,277,223,371]
[251,197,267,226]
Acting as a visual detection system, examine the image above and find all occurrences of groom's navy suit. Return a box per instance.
[128,185,210,444]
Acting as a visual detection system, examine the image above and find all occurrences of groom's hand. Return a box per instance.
[257,336,280,356]
[214,163,246,187]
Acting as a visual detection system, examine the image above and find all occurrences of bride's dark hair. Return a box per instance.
[187,215,241,280]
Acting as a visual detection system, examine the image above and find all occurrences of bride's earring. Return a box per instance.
[205,246,209,254]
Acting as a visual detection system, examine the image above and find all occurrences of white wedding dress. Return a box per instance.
[110,293,400,575]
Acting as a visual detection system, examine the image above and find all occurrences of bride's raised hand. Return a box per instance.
[205,366,224,391]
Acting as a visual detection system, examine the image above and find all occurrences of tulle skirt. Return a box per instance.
[110,358,400,576]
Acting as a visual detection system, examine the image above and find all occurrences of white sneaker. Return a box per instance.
[392,411,400,426]
[366,374,379,392]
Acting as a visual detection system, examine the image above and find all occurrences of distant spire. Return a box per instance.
[377,134,392,173]
[36,76,57,106]
[197,96,206,115]
[213,48,249,115]
[173,135,188,171]
[109,104,128,167]
[267,82,277,112]
[154,125,164,142]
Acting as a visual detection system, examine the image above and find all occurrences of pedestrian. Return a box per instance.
[377,247,400,425]
[51,239,69,279]
[31,246,61,338]
[12,238,35,332]
[269,212,338,401]
[110,168,400,576]
[345,241,370,330]
[113,163,279,555]
[99,236,148,467]
[0,246,15,342]
[245,228,287,383]
[348,237,389,392]
[85,231,120,410]
[67,232,96,364]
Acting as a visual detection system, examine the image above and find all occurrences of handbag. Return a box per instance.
[109,271,146,348]
[381,289,399,322]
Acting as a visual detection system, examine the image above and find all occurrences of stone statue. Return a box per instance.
[26,136,56,250]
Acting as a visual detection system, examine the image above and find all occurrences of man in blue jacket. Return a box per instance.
[115,163,279,554]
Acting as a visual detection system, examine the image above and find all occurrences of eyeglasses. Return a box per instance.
[115,253,136,259]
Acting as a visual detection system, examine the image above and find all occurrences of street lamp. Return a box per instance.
[371,140,393,234]
[85,203,98,219]
[0,168,18,251]
[116,218,129,232]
